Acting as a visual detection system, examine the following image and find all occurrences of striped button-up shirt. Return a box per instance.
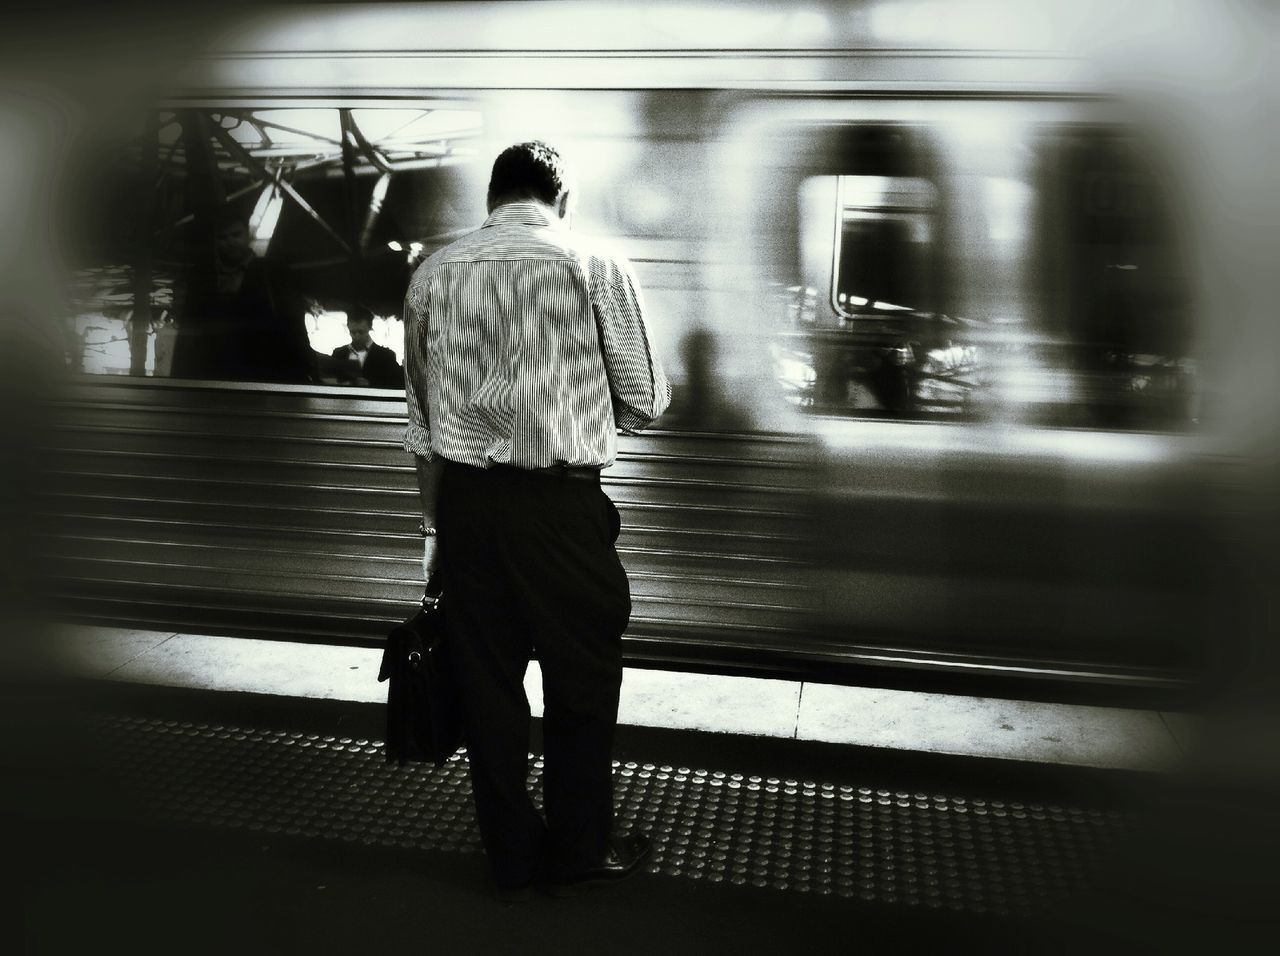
[402,202,671,469]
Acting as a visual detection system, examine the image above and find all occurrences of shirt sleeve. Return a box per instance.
[402,277,433,460]
[589,252,672,433]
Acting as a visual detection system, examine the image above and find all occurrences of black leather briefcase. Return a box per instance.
[377,581,464,767]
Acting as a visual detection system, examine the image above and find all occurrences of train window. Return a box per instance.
[781,124,967,417]
[1030,127,1195,428]
[66,104,484,388]
[830,175,938,318]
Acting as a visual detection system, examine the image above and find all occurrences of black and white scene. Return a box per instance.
[2,1,1278,952]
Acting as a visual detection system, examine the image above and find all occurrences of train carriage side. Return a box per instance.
[45,71,824,678]
[43,2,1228,703]
[715,93,1221,695]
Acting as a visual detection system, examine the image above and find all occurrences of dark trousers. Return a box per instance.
[437,459,631,887]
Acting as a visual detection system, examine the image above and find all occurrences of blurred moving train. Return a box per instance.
[43,0,1259,704]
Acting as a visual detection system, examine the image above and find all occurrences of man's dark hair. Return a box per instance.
[487,141,570,209]
[345,304,374,327]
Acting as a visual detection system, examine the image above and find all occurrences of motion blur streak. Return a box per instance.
[1,1,1279,945]
[1,2,228,670]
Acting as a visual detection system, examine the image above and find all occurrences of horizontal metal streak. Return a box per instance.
[44,512,806,554]
[52,562,804,616]
[45,431,807,473]
[47,446,408,473]
[602,545,796,566]
[604,500,805,519]
[623,632,1190,690]
[55,586,803,639]
[51,462,808,500]
[51,605,804,655]
[55,614,392,646]
[47,528,809,584]
[48,531,415,567]
[52,552,808,598]
[50,469,418,497]
[621,450,810,471]
[56,558,417,592]
[53,604,396,640]
[74,511,789,551]
[52,542,798,572]
[208,48,1075,60]
[48,394,811,447]
[40,496,417,527]
[49,401,405,427]
[790,649,1189,689]
[48,424,397,451]
[40,491,806,527]
[47,439,804,472]
[48,394,812,444]
[626,527,804,547]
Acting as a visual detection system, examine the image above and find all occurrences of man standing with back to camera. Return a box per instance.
[402,141,671,900]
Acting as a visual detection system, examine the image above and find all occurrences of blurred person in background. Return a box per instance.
[329,306,403,389]
[170,207,313,384]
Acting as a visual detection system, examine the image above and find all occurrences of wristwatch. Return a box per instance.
[417,519,438,537]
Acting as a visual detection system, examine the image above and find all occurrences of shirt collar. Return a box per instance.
[482,201,560,230]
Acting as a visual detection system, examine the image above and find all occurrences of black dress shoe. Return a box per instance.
[546,833,652,898]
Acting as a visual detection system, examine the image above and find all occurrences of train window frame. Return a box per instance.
[827,172,941,320]
[68,95,486,395]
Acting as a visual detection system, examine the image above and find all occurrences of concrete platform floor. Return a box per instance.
[52,623,1196,772]
[4,667,1268,956]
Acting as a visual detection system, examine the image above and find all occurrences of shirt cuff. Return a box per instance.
[614,403,653,434]
[403,422,433,460]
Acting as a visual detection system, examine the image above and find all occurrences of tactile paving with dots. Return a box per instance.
[90,713,1131,914]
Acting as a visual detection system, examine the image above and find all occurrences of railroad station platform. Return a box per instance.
[5,624,1277,954]
[52,625,1196,771]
